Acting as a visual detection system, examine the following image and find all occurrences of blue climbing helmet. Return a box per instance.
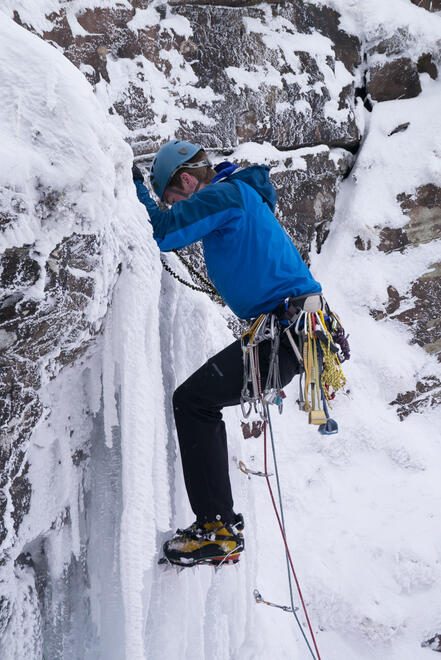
[150,139,208,200]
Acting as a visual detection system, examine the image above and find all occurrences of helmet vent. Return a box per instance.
[178,147,188,154]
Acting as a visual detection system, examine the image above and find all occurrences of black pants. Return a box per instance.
[172,333,300,524]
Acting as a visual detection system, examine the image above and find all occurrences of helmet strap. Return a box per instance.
[165,186,192,200]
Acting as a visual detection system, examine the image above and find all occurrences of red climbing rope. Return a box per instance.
[263,418,322,660]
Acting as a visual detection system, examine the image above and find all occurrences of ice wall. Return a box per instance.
[0,13,167,659]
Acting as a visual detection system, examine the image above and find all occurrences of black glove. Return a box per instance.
[132,163,144,182]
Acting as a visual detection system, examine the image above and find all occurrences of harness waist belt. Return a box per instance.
[273,293,325,321]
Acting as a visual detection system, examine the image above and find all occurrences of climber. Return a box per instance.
[132,140,322,567]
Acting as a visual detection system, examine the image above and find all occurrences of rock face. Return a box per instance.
[376,185,441,363]
[411,0,441,10]
[367,58,422,101]
[272,147,354,260]
[390,376,441,420]
[4,0,439,446]
[0,230,105,545]
[19,1,361,155]
[369,183,441,417]
[0,15,149,659]
[422,632,441,652]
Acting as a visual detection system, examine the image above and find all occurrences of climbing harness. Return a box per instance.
[161,249,222,302]
[238,294,350,660]
[240,294,349,433]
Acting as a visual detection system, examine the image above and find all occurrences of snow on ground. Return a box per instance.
[311,0,441,54]
[136,79,441,659]
[136,40,441,660]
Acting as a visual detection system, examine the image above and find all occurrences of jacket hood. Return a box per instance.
[228,165,277,212]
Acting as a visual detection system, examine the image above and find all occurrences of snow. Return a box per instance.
[243,6,355,126]
[1,2,441,660]
[311,0,441,53]
[0,12,165,660]
[225,64,284,93]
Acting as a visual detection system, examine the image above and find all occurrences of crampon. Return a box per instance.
[159,513,244,568]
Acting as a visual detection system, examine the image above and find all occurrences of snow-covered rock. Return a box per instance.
[0,12,167,659]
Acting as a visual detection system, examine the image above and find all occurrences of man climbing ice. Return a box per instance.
[132,140,322,567]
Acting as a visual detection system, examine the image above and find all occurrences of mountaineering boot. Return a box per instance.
[162,513,245,567]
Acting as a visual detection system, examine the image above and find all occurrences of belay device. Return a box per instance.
[240,293,350,434]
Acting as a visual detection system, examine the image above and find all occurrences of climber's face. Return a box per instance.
[163,172,204,206]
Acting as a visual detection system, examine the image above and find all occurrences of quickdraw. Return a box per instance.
[240,314,285,420]
[237,459,273,479]
[289,300,348,434]
[253,588,298,613]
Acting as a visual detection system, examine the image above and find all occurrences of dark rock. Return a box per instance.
[393,261,441,360]
[0,247,40,290]
[369,28,413,58]
[171,4,360,151]
[377,227,410,253]
[417,52,438,79]
[9,461,31,535]
[272,150,353,261]
[0,595,11,637]
[43,10,73,50]
[171,0,361,73]
[385,285,402,315]
[0,216,110,546]
[398,184,441,246]
[0,294,25,324]
[22,2,361,154]
[291,2,361,73]
[376,208,441,361]
[77,5,135,33]
[378,185,441,253]
[72,448,89,466]
[368,58,422,102]
[355,236,372,250]
[388,122,410,136]
[391,376,441,420]
[411,0,441,11]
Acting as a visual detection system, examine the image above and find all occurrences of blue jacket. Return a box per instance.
[135,164,321,319]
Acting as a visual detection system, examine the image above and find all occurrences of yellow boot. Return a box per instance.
[162,514,244,566]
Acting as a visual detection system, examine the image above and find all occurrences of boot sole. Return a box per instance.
[159,552,242,568]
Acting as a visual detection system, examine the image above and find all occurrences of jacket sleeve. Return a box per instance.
[134,180,244,251]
